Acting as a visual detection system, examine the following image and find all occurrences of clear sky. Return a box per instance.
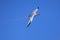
[0,0,60,40]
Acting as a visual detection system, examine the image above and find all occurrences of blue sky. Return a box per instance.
[0,0,60,40]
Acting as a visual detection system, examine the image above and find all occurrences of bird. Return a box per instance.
[27,7,40,27]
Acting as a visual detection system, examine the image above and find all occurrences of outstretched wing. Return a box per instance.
[27,15,34,27]
[27,21,31,27]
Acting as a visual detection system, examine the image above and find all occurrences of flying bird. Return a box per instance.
[27,7,40,27]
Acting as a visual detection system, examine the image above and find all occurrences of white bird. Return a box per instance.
[27,7,40,27]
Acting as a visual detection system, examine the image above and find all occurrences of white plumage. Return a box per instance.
[27,7,40,27]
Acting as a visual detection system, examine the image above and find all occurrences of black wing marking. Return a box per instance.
[37,7,39,9]
[27,21,31,27]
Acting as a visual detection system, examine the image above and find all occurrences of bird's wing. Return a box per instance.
[27,20,31,27]
[33,7,39,13]
[27,16,34,27]
[28,13,33,17]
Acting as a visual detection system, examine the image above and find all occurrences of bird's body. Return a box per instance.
[27,7,40,27]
